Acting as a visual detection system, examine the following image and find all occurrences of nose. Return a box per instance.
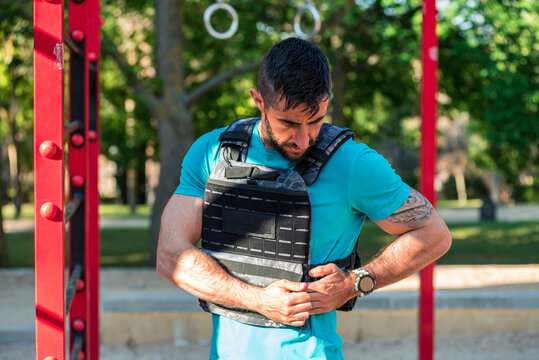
[294,127,310,151]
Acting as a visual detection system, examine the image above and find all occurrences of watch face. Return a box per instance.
[359,276,374,292]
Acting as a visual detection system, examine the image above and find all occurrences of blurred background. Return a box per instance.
[0,0,537,267]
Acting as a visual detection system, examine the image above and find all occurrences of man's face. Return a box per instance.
[251,90,329,162]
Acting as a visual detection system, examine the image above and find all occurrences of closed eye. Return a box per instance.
[277,114,326,127]
[280,120,298,127]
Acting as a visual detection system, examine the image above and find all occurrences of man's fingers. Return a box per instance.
[280,279,307,292]
[288,291,312,306]
[290,301,313,314]
[289,311,310,326]
[308,263,339,278]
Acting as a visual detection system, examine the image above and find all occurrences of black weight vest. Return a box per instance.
[199,118,361,327]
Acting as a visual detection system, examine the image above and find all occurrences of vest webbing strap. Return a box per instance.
[218,118,258,162]
[294,124,355,185]
[302,251,360,282]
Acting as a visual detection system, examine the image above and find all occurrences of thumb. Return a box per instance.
[309,264,338,278]
[280,279,307,292]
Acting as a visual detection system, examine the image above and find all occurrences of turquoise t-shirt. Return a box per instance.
[175,120,410,360]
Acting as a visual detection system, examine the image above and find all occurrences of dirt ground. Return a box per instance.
[2,332,538,359]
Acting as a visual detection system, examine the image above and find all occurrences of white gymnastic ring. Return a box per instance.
[204,2,239,39]
[293,4,321,39]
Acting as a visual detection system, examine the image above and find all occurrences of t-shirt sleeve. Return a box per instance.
[174,129,222,198]
[348,145,410,221]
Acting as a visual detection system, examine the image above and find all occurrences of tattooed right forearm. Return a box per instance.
[386,188,433,227]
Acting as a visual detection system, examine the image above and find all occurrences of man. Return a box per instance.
[157,38,451,359]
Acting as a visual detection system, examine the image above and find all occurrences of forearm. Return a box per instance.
[156,194,263,311]
[157,236,263,311]
[364,219,451,289]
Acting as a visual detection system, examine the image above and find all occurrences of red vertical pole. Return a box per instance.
[34,1,66,359]
[86,1,101,358]
[419,0,438,360]
[68,0,90,358]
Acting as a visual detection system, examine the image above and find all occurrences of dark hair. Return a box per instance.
[258,38,332,118]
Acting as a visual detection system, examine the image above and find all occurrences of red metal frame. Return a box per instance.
[86,1,102,358]
[68,1,90,359]
[419,0,438,359]
[34,0,100,359]
[34,1,66,359]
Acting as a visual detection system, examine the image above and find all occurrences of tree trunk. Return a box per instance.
[127,159,138,214]
[8,71,22,218]
[454,171,468,206]
[150,107,193,263]
[0,146,8,267]
[149,0,191,264]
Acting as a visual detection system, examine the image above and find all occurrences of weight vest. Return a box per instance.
[199,117,361,327]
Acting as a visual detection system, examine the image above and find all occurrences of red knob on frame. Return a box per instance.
[88,130,98,142]
[71,133,84,147]
[72,175,85,187]
[87,52,98,62]
[78,351,85,360]
[39,141,58,158]
[40,202,59,220]
[72,318,85,332]
[76,279,85,291]
[71,30,84,42]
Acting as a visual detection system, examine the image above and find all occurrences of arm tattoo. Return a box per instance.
[387,188,433,227]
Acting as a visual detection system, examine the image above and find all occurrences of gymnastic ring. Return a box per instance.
[294,3,321,40]
[204,1,239,39]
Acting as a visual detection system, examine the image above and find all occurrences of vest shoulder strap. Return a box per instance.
[294,123,355,185]
[218,117,259,162]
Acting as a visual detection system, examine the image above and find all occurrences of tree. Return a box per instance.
[437,0,538,191]
[103,0,365,260]
[0,1,33,218]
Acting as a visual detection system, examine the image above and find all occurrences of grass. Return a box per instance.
[6,228,152,268]
[4,221,539,268]
[357,221,539,265]
[436,199,483,208]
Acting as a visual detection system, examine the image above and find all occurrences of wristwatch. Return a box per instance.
[351,268,376,297]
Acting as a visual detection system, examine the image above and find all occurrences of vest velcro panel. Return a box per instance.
[202,179,311,264]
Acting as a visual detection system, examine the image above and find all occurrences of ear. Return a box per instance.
[249,89,265,113]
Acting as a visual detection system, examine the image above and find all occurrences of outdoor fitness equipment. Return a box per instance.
[203,0,322,40]
[34,0,101,359]
[294,0,321,39]
[204,0,239,39]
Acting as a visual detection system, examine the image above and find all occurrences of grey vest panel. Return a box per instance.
[199,118,358,328]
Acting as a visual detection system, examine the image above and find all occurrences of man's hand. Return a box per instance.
[304,264,356,315]
[256,280,312,326]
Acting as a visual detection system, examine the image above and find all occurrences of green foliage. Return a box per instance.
[100,1,157,172]
[0,0,536,206]
[438,0,538,184]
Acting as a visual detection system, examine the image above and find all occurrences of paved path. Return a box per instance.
[4,205,539,233]
[1,266,538,359]
[1,266,538,340]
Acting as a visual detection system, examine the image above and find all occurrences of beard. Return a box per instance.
[261,115,315,162]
